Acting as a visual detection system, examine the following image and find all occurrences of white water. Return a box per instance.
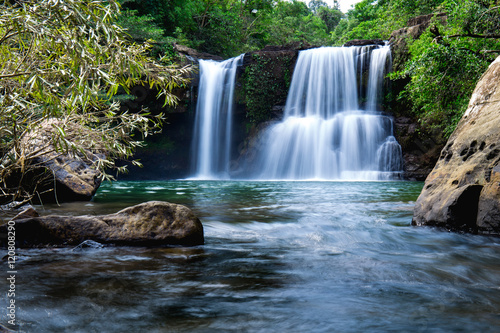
[254,44,403,180]
[191,55,244,179]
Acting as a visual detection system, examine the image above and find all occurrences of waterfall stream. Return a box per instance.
[190,54,244,179]
[254,44,403,180]
[191,44,403,181]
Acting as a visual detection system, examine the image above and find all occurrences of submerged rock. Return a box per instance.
[0,201,204,247]
[71,239,104,251]
[412,56,500,235]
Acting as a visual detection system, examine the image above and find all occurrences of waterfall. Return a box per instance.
[253,44,403,180]
[190,55,243,179]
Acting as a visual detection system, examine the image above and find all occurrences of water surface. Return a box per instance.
[3,181,500,332]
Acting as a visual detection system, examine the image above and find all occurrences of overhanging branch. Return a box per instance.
[447,33,500,39]
[0,72,32,78]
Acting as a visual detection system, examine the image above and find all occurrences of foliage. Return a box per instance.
[115,0,500,138]
[242,53,294,124]
[0,0,192,203]
[391,0,500,136]
[119,0,342,58]
[396,38,489,135]
[254,1,330,47]
[332,0,499,136]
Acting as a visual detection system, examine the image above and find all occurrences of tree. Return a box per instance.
[0,0,192,204]
[393,0,500,136]
[308,0,328,13]
[317,6,343,33]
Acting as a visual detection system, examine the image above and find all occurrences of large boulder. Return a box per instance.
[0,201,204,247]
[1,119,102,203]
[412,56,500,235]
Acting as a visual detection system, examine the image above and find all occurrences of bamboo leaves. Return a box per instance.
[0,0,192,203]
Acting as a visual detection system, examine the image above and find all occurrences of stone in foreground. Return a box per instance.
[412,56,500,235]
[1,201,204,247]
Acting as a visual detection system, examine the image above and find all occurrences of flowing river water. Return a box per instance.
[3,180,500,332]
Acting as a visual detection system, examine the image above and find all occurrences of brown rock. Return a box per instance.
[1,119,103,203]
[390,13,447,72]
[12,207,39,220]
[343,39,385,47]
[173,43,223,61]
[412,56,500,235]
[0,201,204,247]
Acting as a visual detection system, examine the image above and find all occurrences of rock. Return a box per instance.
[12,207,39,220]
[412,56,500,235]
[343,39,385,47]
[0,201,204,247]
[387,14,449,180]
[173,43,223,61]
[394,117,445,181]
[390,13,447,72]
[1,119,103,203]
[260,41,315,52]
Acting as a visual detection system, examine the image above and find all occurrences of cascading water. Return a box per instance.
[190,55,243,179]
[254,44,403,180]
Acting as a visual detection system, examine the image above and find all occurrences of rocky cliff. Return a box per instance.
[125,33,445,181]
[412,56,500,235]
[389,13,448,180]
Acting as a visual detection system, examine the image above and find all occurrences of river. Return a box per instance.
[4,180,500,332]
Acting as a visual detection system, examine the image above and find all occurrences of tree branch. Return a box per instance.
[0,72,32,79]
[447,33,500,39]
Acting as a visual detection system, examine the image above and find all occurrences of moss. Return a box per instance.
[240,52,296,124]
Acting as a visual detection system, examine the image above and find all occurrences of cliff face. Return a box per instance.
[389,13,448,181]
[412,56,500,235]
[124,32,445,180]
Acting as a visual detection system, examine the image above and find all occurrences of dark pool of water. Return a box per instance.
[2,181,500,332]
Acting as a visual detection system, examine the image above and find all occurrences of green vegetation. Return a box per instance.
[118,0,500,136]
[389,0,500,136]
[242,53,294,124]
[330,0,500,136]
[118,0,344,58]
[0,0,191,203]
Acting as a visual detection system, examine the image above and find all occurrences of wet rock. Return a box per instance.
[12,207,39,220]
[71,239,104,251]
[343,39,385,47]
[394,117,445,181]
[412,56,500,235]
[0,201,204,247]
